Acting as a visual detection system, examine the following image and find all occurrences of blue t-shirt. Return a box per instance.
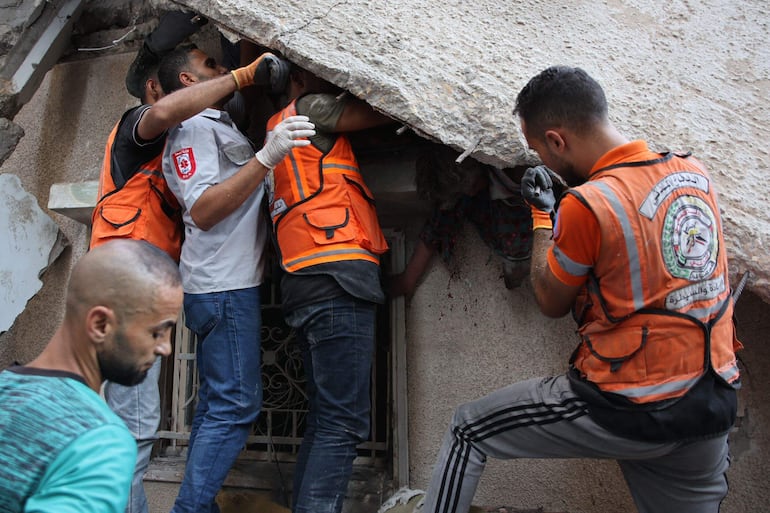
[0,367,136,513]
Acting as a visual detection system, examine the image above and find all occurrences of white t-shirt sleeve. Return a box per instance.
[163,118,222,214]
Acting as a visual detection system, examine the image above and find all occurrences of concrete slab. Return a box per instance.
[170,0,770,303]
[0,173,66,333]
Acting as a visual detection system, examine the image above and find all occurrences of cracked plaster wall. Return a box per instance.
[0,174,65,334]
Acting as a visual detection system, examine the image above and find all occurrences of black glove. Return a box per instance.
[232,54,291,94]
[261,55,291,94]
[521,165,557,214]
[145,11,208,56]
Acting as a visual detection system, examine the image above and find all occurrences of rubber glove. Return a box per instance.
[232,53,291,93]
[145,11,208,55]
[256,116,316,169]
[521,165,556,231]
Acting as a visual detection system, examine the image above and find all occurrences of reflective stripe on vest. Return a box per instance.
[266,100,388,272]
[568,152,741,403]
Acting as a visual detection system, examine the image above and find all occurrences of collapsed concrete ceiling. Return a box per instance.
[169,0,770,302]
[2,0,768,303]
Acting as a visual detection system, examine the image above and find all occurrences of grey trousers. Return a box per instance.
[423,374,730,513]
[104,357,162,513]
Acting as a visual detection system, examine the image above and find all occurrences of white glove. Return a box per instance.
[256,116,316,169]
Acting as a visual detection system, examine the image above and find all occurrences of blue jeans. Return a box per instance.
[171,287,263,513]
[104,357,162,513]
[285,295,376,513]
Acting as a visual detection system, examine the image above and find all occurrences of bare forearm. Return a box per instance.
[334,99,393,132]
[389,239,436,298]
[139,75,238,139]
[190,157,268,230]
[530,228,556,311]
[403,239,435,291]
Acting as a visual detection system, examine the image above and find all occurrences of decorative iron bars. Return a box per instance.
[157,233,405,475]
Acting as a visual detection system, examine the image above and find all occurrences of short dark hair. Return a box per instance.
[158,44,198,94]
[125,45,161,101]
[514,66,608,140]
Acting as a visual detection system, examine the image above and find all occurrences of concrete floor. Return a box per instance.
[145,482,292,513]
[144,457,388,513]
[145,482,179,513]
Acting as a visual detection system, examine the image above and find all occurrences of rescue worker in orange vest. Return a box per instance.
[384,66,743,513]
[264,67,394,513]
[89,11,291,513]
[90,11,206,260]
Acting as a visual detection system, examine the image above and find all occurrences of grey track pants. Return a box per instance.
[423,374,730,513]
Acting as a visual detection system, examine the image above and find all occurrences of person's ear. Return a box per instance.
[544,129,567,154]
[85,306,116,346]
[179,71,198,87]
[145,78,163,103]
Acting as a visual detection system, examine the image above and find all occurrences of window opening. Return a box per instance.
[154,231,408,495]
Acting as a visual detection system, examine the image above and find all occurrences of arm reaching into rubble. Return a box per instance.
[334,96,393,132]
[137,52,286,141]
[289,66,394,134]
[388,239,435,298]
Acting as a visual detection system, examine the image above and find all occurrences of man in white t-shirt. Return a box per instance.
[158,44,314,513]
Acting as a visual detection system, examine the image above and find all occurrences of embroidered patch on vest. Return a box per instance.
[640,171,709,219]
[665,275,726,310]
[661,195,718,281]
[172,148,196,180]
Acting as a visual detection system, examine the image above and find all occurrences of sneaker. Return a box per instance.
[378,487,425,513]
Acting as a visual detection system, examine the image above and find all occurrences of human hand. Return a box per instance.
[146,11,207,55]
[521,165,557,231]
[255,116,316,169]
[386,272,415,299]
[231,53,291,92]
[521,165,557,213]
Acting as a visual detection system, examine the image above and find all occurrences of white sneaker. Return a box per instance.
[378,487,425,513]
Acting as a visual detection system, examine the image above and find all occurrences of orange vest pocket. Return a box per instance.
[303,206,357,244]
[95,204,141,235]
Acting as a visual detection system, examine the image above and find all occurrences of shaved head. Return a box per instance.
[67,240,182,323]
[25,239,182,390]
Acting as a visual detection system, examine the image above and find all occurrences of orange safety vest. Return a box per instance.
[90,114,183,261]
[265,99,388,272]
[567,152,742,404]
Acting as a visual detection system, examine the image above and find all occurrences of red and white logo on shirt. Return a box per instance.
[173,148,196,180]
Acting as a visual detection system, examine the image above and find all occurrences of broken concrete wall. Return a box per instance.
[172,0,770,305]
[0,53,132,364]
[0,174,66,334]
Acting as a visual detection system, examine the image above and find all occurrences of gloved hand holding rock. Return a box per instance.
[146,11,208,56]
[521,165,556,231]
[256,116,316,169]
[126,11,207,98]
[231,53,291,93]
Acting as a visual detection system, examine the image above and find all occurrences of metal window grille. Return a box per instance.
[156,231,408,486]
